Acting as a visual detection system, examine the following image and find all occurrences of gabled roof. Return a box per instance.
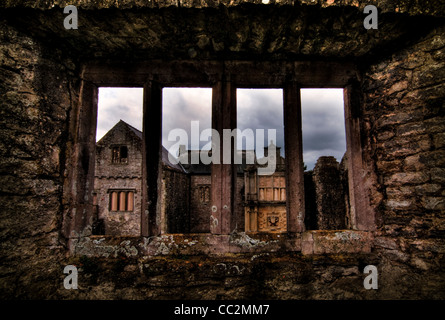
[97,120,186,173]
[96,119,141,145]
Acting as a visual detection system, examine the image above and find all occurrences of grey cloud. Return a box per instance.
[96,88,143,141]
[97,88,346,170]
[301,89,346,169]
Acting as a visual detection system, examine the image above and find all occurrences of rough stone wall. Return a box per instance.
[1,1,444,300]
[95,123,143,178]
[94,123,143,236]
[312,156,347,230]
[94,177,142,236]
[189,175,211,233]
[361,26,445,297]
[0,21,80,298]
[53,253,382,300]
[162,167,190,233]
[2,0,444,17]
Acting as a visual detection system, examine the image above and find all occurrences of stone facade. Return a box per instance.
[161,166,190,234]
[94,121,191,235]
[94,121,143,236]
[94,128,344,236]
[244,145,288,233]
[1,1,444,300]
[189,175,212,233]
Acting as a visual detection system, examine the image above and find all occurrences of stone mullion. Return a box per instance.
[63,80,98,240]
[343,83,376,231]
[211,79,236,235]
[283,82,305,233]
[142,80,163,236]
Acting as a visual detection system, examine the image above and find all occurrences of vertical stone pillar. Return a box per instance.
[142,80,162,236]
[62,80,98,239]
[344,84,376,231]
[211,78,236,234]
[283,82,305,233]
[127,191,134,212]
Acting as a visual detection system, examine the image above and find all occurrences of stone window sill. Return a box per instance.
[301,230,373,255]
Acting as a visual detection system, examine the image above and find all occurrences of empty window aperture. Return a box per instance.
[237,89,287,233]
[300,88,346,171]
[162,87,213,162]
[93,87,143,236]
[96,87,143,142]
[162,87,213,234]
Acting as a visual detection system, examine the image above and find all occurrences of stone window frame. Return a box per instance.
[108,189,135,212]
[198,185,211,204]
[62,60,376,245]
[111,145,129,164]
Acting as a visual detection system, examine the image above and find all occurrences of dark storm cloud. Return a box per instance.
[162,88,213,156]
[237,89,285,158]
[97,88,346,170]
[301,89,346,170]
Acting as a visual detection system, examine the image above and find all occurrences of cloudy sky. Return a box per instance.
[162,87,213,154]
[96,87,144,141]
[301,88,346,170]
[96,87,346,170]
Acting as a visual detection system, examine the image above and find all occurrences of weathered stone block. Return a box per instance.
[433,132,445,149]
[431,168,445,183]
[403,154,425,171]
[384,172,430,186]
[380,134,432,159]
[420,150,445,167]
[376,112,413,128]
[396,122,426,137]
[385,199,413,210]
[376,159,404,173]
[414,183,442,195]
[422,197,445,211]
[301,230,373,255]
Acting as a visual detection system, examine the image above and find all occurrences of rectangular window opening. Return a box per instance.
[161,87,213,234]
[93,87,143,236]
[300,88,350,231]
[237,88,287,233]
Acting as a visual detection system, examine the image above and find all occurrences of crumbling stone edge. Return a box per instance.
[70,230,373,258]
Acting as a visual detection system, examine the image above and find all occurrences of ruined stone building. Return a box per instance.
[93,120,144,236]
[94,121,302,235]
[244,143,288,233]
[1,0,444,301]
